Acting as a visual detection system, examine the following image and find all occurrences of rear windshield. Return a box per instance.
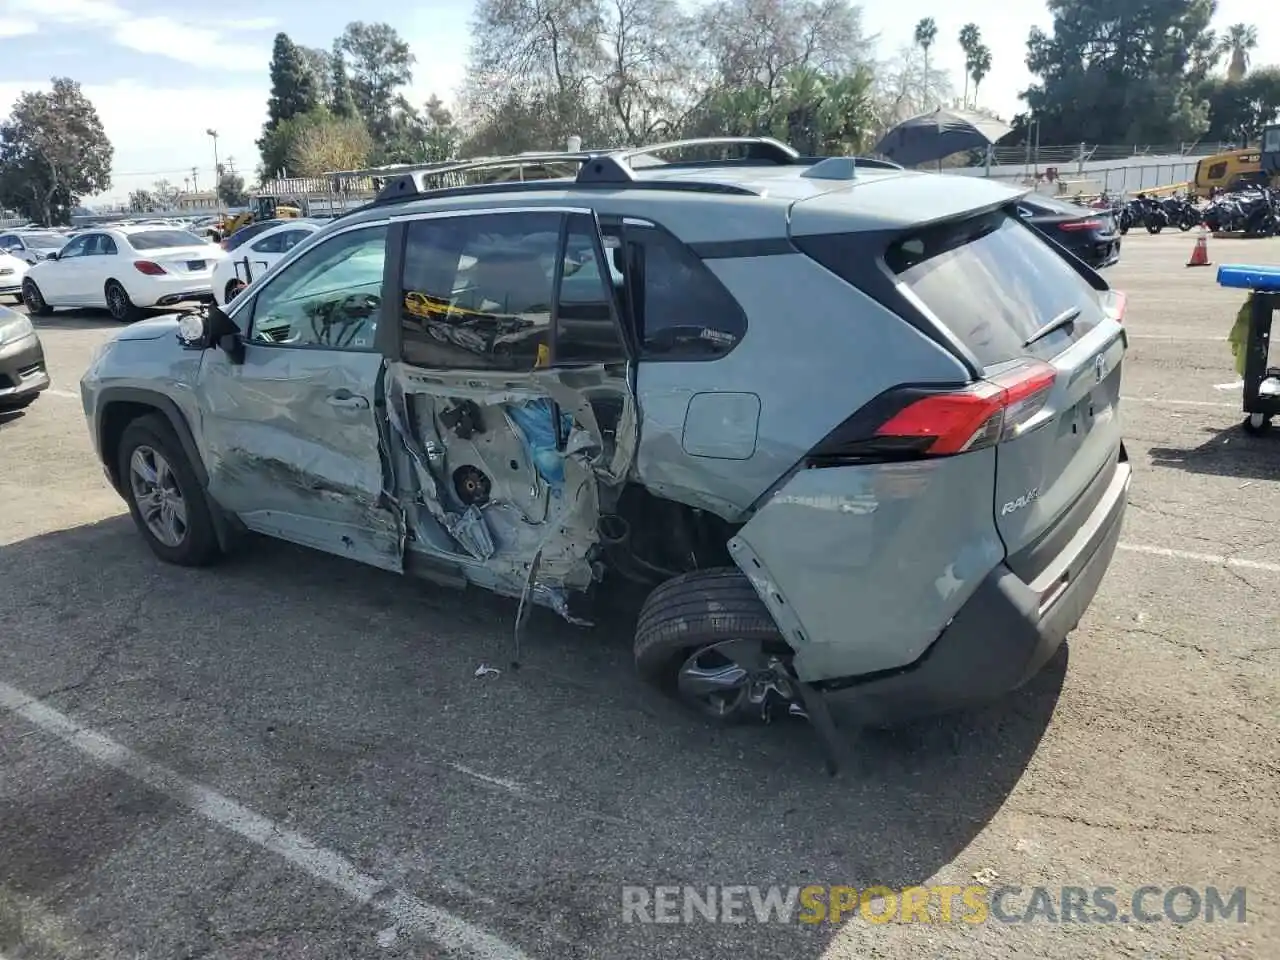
[21,232,64,247]
[129,230,205,250]
[886,209,1103,366]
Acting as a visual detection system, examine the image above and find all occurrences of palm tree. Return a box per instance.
[914,18,937,106]
[968,45,992,107]
[958,24,981,107]
[1221,23,1259,82]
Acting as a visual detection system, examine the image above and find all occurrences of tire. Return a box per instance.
[1145,221,1163,235]
[105,280,142,322]
[634,567,792,723]
[117,413,222,566]
[1243,413,1273,436]
[21,278,52,316]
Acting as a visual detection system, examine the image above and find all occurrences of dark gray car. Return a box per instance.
[79,138,1130,763]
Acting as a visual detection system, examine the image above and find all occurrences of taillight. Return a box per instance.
[807,360,1058,465]
[1059,219,1103,231]
[1103,290,1127,324]
[133,260,166,276]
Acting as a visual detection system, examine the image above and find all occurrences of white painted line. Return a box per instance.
[44,388,79,399]
[1120,395,1236,408]
[441,761,530,798]
[1118,543,1280,575]
[1214,380,1245,391]
[1126,334,1226,342]
[0,681,531,960]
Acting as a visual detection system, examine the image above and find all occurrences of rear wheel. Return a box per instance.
[105,280,142,322]
[21,279,51,316]
[634,568,796,724]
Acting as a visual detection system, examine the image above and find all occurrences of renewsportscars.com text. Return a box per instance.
[621,884,1248,925]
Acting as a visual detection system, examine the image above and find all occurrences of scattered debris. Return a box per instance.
[972,867,999,884]
[474,663,502,678]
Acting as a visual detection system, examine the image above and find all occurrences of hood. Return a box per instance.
[112,314,182,342]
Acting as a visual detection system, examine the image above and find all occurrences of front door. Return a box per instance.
[195,219,404,572]
[48,234,92,303]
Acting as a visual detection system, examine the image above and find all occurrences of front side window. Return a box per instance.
[400,211,561,371]
[246,224,387,350]
[58,236,89,259]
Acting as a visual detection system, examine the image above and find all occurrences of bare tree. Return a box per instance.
[600,0,699,142]
[873,44,955,131]
[290,116,374,175]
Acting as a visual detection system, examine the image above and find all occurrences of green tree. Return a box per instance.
[914,19,938,107]
[958,24,981,107]
[216,171,249,207]
[968,43,992,107]
[264,33,318,128]
[1204,68,1280,144]
[337,22,415,141]
[0,77,112,226]
[1023,0,1218,145]
[298,46,333,105]
[1221,23,1259,83]
[330,41,358,119]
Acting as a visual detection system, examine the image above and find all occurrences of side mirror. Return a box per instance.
[177,305,245,363]
[46,252,59,261]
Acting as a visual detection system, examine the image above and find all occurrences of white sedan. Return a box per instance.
[0,250,29,302]
[21,226,227,322]
[211,219,322,305]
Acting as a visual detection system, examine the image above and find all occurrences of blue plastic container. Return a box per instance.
[1216,264,1280,291]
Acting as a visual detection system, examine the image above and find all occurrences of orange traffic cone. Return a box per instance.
[1187,234,1211,267]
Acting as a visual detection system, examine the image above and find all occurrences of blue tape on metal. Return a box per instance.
[1216,264,1280,291]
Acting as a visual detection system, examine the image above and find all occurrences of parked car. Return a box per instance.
[22,226,228,321]
[0,303,49,409]
[0,230,67,265]
[79,138,1130,753]
[1017,195,1121,268]
[0,250,29,302]
[211,219,322,305]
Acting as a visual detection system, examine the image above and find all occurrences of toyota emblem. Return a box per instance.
[1094,354,1106,383]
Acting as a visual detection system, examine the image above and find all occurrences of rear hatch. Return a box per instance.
[883,208,1127,577]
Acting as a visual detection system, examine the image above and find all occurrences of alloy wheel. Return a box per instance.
[128,445,188,548]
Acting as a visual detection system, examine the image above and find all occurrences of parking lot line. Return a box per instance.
[0,680,532,960]
[1125,334,1226,341]
[1118,542,1280,574]
[43,389,79,399]
[1120,395,1237,408]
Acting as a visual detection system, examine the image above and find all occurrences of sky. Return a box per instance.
[0,0,1277,205]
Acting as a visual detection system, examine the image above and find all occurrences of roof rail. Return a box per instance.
[577,137,802,184]
[374,152,592,203]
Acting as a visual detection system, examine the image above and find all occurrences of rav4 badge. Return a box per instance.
[1001,488,1041,515]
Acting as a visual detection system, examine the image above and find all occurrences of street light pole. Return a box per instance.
[206,128,220,218]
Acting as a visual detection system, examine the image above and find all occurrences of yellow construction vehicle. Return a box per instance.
[211,196,303,242]
[1193,146,1269,195]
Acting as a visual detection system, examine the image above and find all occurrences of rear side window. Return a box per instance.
[225,221,278,251]
[886,210,1103,366]
[602,223,746,359]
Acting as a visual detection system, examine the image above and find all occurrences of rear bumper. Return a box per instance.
[0,332,50,404]
[823,454,1131,725]
[130,274,215,308]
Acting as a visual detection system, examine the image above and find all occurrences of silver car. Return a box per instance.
[79,138,1130,766]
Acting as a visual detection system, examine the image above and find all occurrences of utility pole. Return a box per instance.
[206,129,221,217]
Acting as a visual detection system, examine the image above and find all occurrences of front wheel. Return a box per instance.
[117,414,223,566]
[21,279,52,316]
[1145,220,1164,235]
[634,568,796,724]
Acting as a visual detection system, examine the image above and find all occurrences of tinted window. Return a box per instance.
[556,214,628,364]
[128,230,204,250]
[1265,129,1280,153]
[400,211,559,371]
[605,224,746,358]
[247,225,387,350]
[0,236,18,250]
[251,231,287,254]
[886,210,1103,366]
[59,236,90,258]
[225,220,281,251]
[1207,161,1228,180]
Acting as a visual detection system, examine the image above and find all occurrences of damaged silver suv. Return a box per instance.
[81,138,1130,765]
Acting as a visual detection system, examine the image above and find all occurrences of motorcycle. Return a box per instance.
[1160,195,1202,231]
[1141,197,1171,234]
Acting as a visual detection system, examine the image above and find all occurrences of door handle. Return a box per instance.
[326,390,369,410]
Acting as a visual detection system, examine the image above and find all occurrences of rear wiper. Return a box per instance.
[1023,306,1081,347]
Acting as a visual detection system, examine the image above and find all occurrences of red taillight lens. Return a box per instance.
[133,260,166,276]
[1059,219,1103,231]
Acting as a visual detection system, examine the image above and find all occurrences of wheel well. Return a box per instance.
[600,483,742,585]
[99,401,158,489]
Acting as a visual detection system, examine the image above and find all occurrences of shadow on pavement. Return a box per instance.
[0,516,1066,959]
[1148,422,1279,480]
[0,408,27,426]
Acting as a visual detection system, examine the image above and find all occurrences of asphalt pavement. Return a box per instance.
[0,230,1276,959]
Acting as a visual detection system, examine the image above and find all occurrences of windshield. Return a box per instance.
[887,210,1103,366]
[128,230,206,250]
[21,232,65,247]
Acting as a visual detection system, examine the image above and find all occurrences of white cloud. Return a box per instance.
[7,0,271,72]
[0,19,39,37]
[0,79,267,203]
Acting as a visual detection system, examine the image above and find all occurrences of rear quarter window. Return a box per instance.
[886,210,1104,366]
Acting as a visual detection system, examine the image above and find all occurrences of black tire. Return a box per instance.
[1145,221,1163,235]
[21,278,52,316]
[634,567,791,721]
[117,413,222,566]
[1242,413,1273,436]
[105,280,142,322]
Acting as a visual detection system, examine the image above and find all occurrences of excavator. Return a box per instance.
[207,196,303,242]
